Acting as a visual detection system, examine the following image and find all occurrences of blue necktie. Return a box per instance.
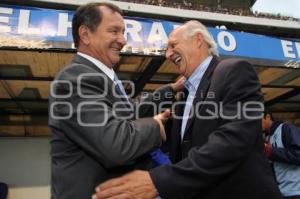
[114,74,128,99]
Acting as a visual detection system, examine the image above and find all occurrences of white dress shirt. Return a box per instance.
[77,52,115,81]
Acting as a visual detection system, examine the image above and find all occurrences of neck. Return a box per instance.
[189,54,210,77]
[77,46,113,69]
[77,46,94,59]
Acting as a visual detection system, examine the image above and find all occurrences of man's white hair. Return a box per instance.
[183,20,219,56]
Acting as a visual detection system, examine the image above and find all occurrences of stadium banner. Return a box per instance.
[0,4,299,68]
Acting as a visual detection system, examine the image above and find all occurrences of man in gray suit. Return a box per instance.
[49,2,183,199]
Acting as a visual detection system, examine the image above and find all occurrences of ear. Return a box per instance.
[194,32,204,48]
[78,25,90,46]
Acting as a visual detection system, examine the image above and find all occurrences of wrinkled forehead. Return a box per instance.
[167,27,185,44]
[170,27,182,37]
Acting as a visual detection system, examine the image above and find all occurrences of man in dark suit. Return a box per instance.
[94,21,283,199]
[49,2,182,199]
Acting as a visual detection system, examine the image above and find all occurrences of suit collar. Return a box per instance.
[72,54,109,76]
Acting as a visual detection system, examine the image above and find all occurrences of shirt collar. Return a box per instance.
[77,52,115,81]
[185,56,213,92]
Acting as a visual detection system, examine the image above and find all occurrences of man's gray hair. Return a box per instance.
[183,20,219,56]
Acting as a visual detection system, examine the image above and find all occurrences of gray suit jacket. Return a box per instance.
[49,54,174,199]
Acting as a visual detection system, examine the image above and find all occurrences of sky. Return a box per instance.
[252,0,300,19]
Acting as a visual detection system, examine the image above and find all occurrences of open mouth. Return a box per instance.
[173,55,182,65]
[111,47,121,53]
[111,44,123,53]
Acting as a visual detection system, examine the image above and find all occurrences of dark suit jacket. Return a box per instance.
[49,55,175,199]
[150,57,283,199]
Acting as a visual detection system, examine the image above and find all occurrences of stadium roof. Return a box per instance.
[0,49,299,136]
[1,0,299,39]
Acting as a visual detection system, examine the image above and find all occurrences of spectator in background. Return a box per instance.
[117,0,299,21]
[262,110,300,199]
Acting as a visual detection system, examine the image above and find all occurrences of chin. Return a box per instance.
[178,67,185,74]
[114,54,121,59]
[113,58,120,63]
[111,56,120,62]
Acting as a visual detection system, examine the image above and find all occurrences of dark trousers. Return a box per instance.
[0,183,8,199]
[284,196,300,199]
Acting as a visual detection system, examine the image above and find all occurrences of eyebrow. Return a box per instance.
[108,26,125,32]
[167,40,177,46]
[108,25,122,29]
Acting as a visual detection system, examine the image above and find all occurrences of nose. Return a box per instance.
[165,48,173,59]
[118,33,127,47]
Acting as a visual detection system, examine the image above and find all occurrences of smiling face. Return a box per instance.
[166,26,207,78]
[79,6,126,68]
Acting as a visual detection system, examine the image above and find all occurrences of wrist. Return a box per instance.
[170,83,177,92]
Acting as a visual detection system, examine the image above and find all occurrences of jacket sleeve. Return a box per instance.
[50,64,162,169]
[135,85,176,118]
[270,123,300,165]
[149,60,264,198]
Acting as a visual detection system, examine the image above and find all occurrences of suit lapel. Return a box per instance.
[73,54,105,75]
[72,54,129,104]
[183,56,219,138]
[170,91,188,162]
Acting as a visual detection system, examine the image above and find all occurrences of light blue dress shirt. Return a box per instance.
[181,56,213,139]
